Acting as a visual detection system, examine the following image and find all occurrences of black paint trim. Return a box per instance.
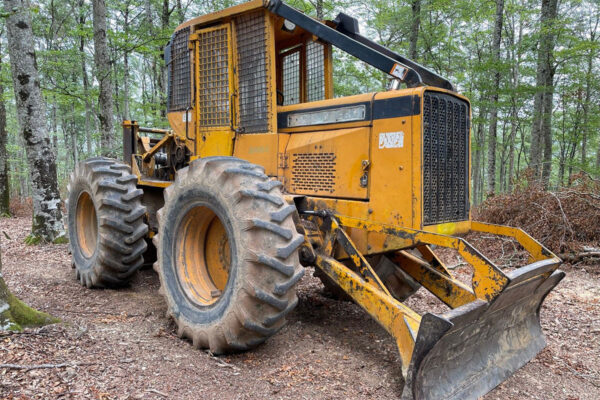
[372,95,421,120]
[277,95,420,129]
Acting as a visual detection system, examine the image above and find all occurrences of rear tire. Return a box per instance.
[67,157,148,288]
[154,157,304,354]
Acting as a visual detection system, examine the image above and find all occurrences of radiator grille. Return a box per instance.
[423,91,469,225]
[168,27,191,112]
[291,153,336,193]
[197,26,230,127]
[235,11,269,133]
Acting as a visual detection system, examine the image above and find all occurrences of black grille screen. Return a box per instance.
[235,11,269,133]
[422,91,469,225]
[167,27,191,112]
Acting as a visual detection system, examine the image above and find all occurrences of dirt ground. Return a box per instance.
[1,215,599,400]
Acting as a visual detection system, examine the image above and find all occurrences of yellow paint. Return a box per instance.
[192,24,236,157]
[175,205,231,305]
[234,133,279,176]
[75,191,98,258]
[391,250,476,308]
[336,215,509,302]
[471,221,558,262]
[315,254,420,375]
[423,220,472,235]
[142,132,173,162]
[331,218,390,296]
[174,0,265,32]
[120,3,564,386]
[282,127,370,199]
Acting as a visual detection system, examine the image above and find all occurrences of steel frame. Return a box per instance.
[301,208,561,378]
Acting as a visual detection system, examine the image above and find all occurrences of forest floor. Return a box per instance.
[0,214,599,400]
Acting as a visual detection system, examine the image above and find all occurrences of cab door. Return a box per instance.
[191,24,236,157]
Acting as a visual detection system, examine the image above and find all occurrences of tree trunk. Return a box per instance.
[79,0,92,156]
[123,2,130,121]
[176,0,184,24]
[315,0,324,19]
[581,31,595,167]
[157,0,171,119]
[0,46,9,216]
[507,11,522,192]
[486,0,504,195]
[472,102,487,204]
[92,0,114,156]
[530,0,558,186]
[0,239,58,331]
[409,0,421,59]
[5,0,65,243]
[541,64,555,186]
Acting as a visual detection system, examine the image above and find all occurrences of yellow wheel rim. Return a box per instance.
[76,191,98,258]
[175,206,231,306]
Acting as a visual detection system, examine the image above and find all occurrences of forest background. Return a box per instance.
[0,0,598,218]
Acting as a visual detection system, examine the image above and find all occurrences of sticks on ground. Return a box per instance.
[0,362,94,372]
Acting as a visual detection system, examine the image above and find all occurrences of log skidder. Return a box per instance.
[67,1,565,398]
[67,158,148,287]
[153,157,304,352]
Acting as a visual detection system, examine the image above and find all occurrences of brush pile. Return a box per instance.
[476,172,600,260]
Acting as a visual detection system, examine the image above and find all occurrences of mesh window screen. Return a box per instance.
[168,27,191,112]
[282,50,300,105]
[197,27,230,127]
[235,12,269,133]
[306,40,325,102]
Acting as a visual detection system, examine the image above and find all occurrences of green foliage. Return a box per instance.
[0,0,598,207]
[24,234,42,246]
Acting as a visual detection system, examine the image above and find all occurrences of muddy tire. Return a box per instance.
[67,157,148,288]
[154,157,304,354]
[315,255,420,302]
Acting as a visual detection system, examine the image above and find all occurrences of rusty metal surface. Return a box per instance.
[401,260,564,400]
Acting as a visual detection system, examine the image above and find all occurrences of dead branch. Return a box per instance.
[145,389,168,397]
[560,252,600,263]
[0,362,94,372]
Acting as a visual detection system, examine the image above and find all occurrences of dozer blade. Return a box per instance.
[401,260,564,400]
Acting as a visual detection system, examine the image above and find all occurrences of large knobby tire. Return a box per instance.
[67,157,148,287]
[154,157,304,354]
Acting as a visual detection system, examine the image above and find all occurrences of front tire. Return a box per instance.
[154,157,304,354]
[67,158,148,287]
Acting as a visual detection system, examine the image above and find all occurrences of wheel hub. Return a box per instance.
[76,191,98,258]
[175,205,231,306]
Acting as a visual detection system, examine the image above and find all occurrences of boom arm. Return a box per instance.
[267,0,454,90]
[332,12,455,91]
[267,0,422,86]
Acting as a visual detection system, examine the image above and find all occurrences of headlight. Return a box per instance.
[287,105,366,127]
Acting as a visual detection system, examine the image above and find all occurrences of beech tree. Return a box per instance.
[92,0,114,156]
[0,41,8,216]
[0,237,57,331]
[486,0,505,194]
[530,0,559,187]
[4,0,64,243]
[0,0,596,208]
